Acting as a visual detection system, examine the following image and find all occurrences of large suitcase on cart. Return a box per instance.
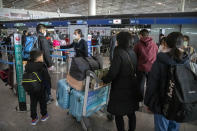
[56,79,70,109]
[69,86,109,121]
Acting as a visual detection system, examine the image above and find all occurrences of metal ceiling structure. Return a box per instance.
[2,0,197,16]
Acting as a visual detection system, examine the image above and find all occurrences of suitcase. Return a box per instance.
[69,86,109,121]
[56,79,70,110]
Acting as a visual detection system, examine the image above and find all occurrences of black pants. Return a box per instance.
[115,112,136,131]
[43,80,52,101]
[30,90,47,120]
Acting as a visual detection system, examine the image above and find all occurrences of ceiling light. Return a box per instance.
[156,2,164,5]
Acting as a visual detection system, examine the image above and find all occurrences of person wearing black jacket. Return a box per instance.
[36,24,53,104]
[36,24,52,68]
[22,30,28,48]
[144,32,189,131]
[61,29,88,57]
[25,50,50,125]
[102,32,140,131]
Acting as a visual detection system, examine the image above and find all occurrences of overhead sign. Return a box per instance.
[14,23,26,27]
[113,19,122,24]
[39,22,52,26]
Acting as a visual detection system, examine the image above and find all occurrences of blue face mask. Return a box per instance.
[183,41,188,47]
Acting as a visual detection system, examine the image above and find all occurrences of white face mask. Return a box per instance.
[73,34,78,40]
[44,32,46,36]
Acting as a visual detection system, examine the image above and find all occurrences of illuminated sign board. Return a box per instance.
[113,19,121,24]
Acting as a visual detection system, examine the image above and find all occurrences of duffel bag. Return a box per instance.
[69,57,90,81]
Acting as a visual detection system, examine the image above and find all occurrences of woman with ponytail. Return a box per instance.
[144,32,189,131]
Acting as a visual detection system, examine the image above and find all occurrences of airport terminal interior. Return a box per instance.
[0,0,197,131]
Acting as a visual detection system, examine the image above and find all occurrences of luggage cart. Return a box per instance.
[68,70,111,131]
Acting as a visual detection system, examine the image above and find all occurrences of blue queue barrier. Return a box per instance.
[0,45,13,48]
[0,59,14,65]
[0,49,14,54]
[50,54,67,59]
[50,48,75,52]
[0,41,5,44]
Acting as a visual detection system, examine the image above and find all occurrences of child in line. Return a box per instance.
[25,50,50,125]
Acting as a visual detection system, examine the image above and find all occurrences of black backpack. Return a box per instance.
[162,64,197,123]
[22,72,42,93]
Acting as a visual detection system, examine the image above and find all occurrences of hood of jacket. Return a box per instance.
[25,62,46,73]
[157,52,189,65]
[140,37,154,47]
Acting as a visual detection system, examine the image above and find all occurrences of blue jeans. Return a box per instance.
[154,114,180,131]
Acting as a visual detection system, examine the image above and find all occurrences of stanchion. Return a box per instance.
[13,33,27,112]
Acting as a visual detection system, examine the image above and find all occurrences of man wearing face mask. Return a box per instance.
[36,24,53,68]
[36,24,54,104]
[61,29,88,57]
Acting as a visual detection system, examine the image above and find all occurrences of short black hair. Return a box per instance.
[23,30,27,35]
[139,29,149,37]
[75,29,84,37]
[36,24,46,33]
[30,50,43,62]
[116,32,134,49]
[183,35,190,42]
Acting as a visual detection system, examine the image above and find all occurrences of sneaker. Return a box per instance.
[41,114,49,122]
[31,117,39,126]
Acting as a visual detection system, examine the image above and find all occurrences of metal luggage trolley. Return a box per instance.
[69,70,111,131]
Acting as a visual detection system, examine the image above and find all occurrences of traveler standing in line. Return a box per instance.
[36,24,54,104]
[158,37,167,53]
[25,50,50,125]
[102,32,140,131]
[182,35,195,56]
[157,33,165,47]
[109,31,117,63]
[61,29,88,57]
[96,32,102,54]
[22,30,28,48]
[134,29,158,99]
[144,32,188,131]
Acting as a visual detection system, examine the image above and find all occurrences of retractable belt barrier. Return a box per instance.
[50,54,67,59]
[0,45,14,48]
[0,49,14,54]
[0,59,14,65]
